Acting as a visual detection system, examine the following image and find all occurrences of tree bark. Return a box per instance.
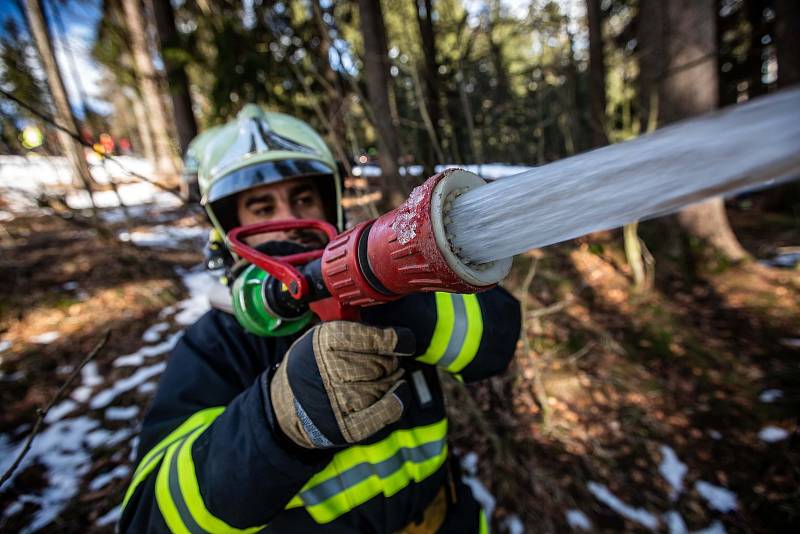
[121,0,179,178]
[414,0,443,173]
[23,0,97,215]
[311,0,351,172]
[774,0,800,87]
[149,0,198,156]
[640,0,748,262]
[357,0,406,209]
[586,0,608,147]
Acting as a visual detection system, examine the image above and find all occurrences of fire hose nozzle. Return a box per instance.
[322,169,513,307]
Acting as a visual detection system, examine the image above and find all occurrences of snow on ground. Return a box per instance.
[565,509,592,530]
[89,362,168,410]
[758,426,789,442]
[664,510,688,534]
[142,322,170,343]
[0,258,217,532]
[0,340,11,353]
[0,415,99,533]
[659,445,688,501]
[694,481,737,513]
[28,331,61,344]
[173,268,216,325]
[460,451,496,519]
[105,406,140,421]
[0,156,175,212]
[117,225,207,248]
[587,481,660,530]
[89,465,131,492]
[113,331,182,367]
[501,514,525,534]
[758,389,783,403]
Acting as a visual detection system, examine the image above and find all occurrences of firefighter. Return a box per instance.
[119,105,521,533]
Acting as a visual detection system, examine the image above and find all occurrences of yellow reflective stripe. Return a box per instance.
[479,508,489,534]
[446,294,483,373]
[176,427,266,533]
[155,440,191,534]
[302,419,448,489]
[304,443,448,524]
[285,419,449,523]
[123,407,225,510]
[416,293,453,365]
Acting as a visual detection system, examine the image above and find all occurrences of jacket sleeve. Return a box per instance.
[119,310,331,533]
[362,287,521,382]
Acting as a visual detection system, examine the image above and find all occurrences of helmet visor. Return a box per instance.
[206,158,334,205]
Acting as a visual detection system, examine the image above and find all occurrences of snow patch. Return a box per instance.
[95,504,122,527]
[90,361,167,409]
[138,381,158,394]
[0,340,11,353]
[587,481,659,530]
[142,322,170,343]
[44,400,77,423]
[758,389,783,403]
[708,430,722,440]
[114,332,181,367]
[106,405,140,421]
[460,452,496,519]
[0,416,99,533]
[29,331,60,344]
[694,520,727,534]
[118,225,206,248]
[758,426,789,442]
[89,465,131,492]
[659,445,688,501]
[695,481,737,513]
[566,509,592,530]
[81,361,103,387]
[174,268,216,325]
[501,514,525,534]
[664,510,687,534]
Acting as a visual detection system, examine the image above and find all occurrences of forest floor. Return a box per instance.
[0,184,798,533]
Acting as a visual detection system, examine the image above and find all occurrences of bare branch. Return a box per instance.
[0,330,111,489]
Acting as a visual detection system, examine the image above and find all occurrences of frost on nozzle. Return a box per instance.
[391,185,426,245]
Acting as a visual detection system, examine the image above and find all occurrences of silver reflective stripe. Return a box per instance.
[295,398,335,448]
[300,438,446,506]
[437,294,468,369]
[168,439,210,534]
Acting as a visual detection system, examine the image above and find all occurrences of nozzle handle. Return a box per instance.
[226,220,338,299]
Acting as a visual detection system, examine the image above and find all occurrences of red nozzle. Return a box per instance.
[321,169,507,308]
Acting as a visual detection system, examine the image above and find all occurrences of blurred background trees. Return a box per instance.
[2,0,798,253]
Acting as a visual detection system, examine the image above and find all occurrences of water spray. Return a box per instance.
[226,88,800,334]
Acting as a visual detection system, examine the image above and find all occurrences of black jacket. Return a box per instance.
[119,289,520,533]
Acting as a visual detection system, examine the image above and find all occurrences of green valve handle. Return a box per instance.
[231,264,312,337]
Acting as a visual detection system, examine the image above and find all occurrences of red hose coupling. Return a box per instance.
[321,169,512,307]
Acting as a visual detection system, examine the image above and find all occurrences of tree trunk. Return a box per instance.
[121,0,179,179]
[774,0,800,87]
[23,0,97,215]
[641,0,748,262]
[357,0,406,209]
[311,0,351,173]
[414,0,443,174]
[149,0,198,156]
[125,87,157,163]
[586,0,608,147]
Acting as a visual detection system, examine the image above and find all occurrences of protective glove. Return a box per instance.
[271,321,415,449]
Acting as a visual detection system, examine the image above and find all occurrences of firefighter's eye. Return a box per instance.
[293,193,314,207]
[251,203,275,217]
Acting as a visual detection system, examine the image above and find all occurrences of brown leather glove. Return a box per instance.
[271,321,415,449]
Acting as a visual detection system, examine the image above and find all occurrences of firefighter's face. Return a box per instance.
[236,177,327,248]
